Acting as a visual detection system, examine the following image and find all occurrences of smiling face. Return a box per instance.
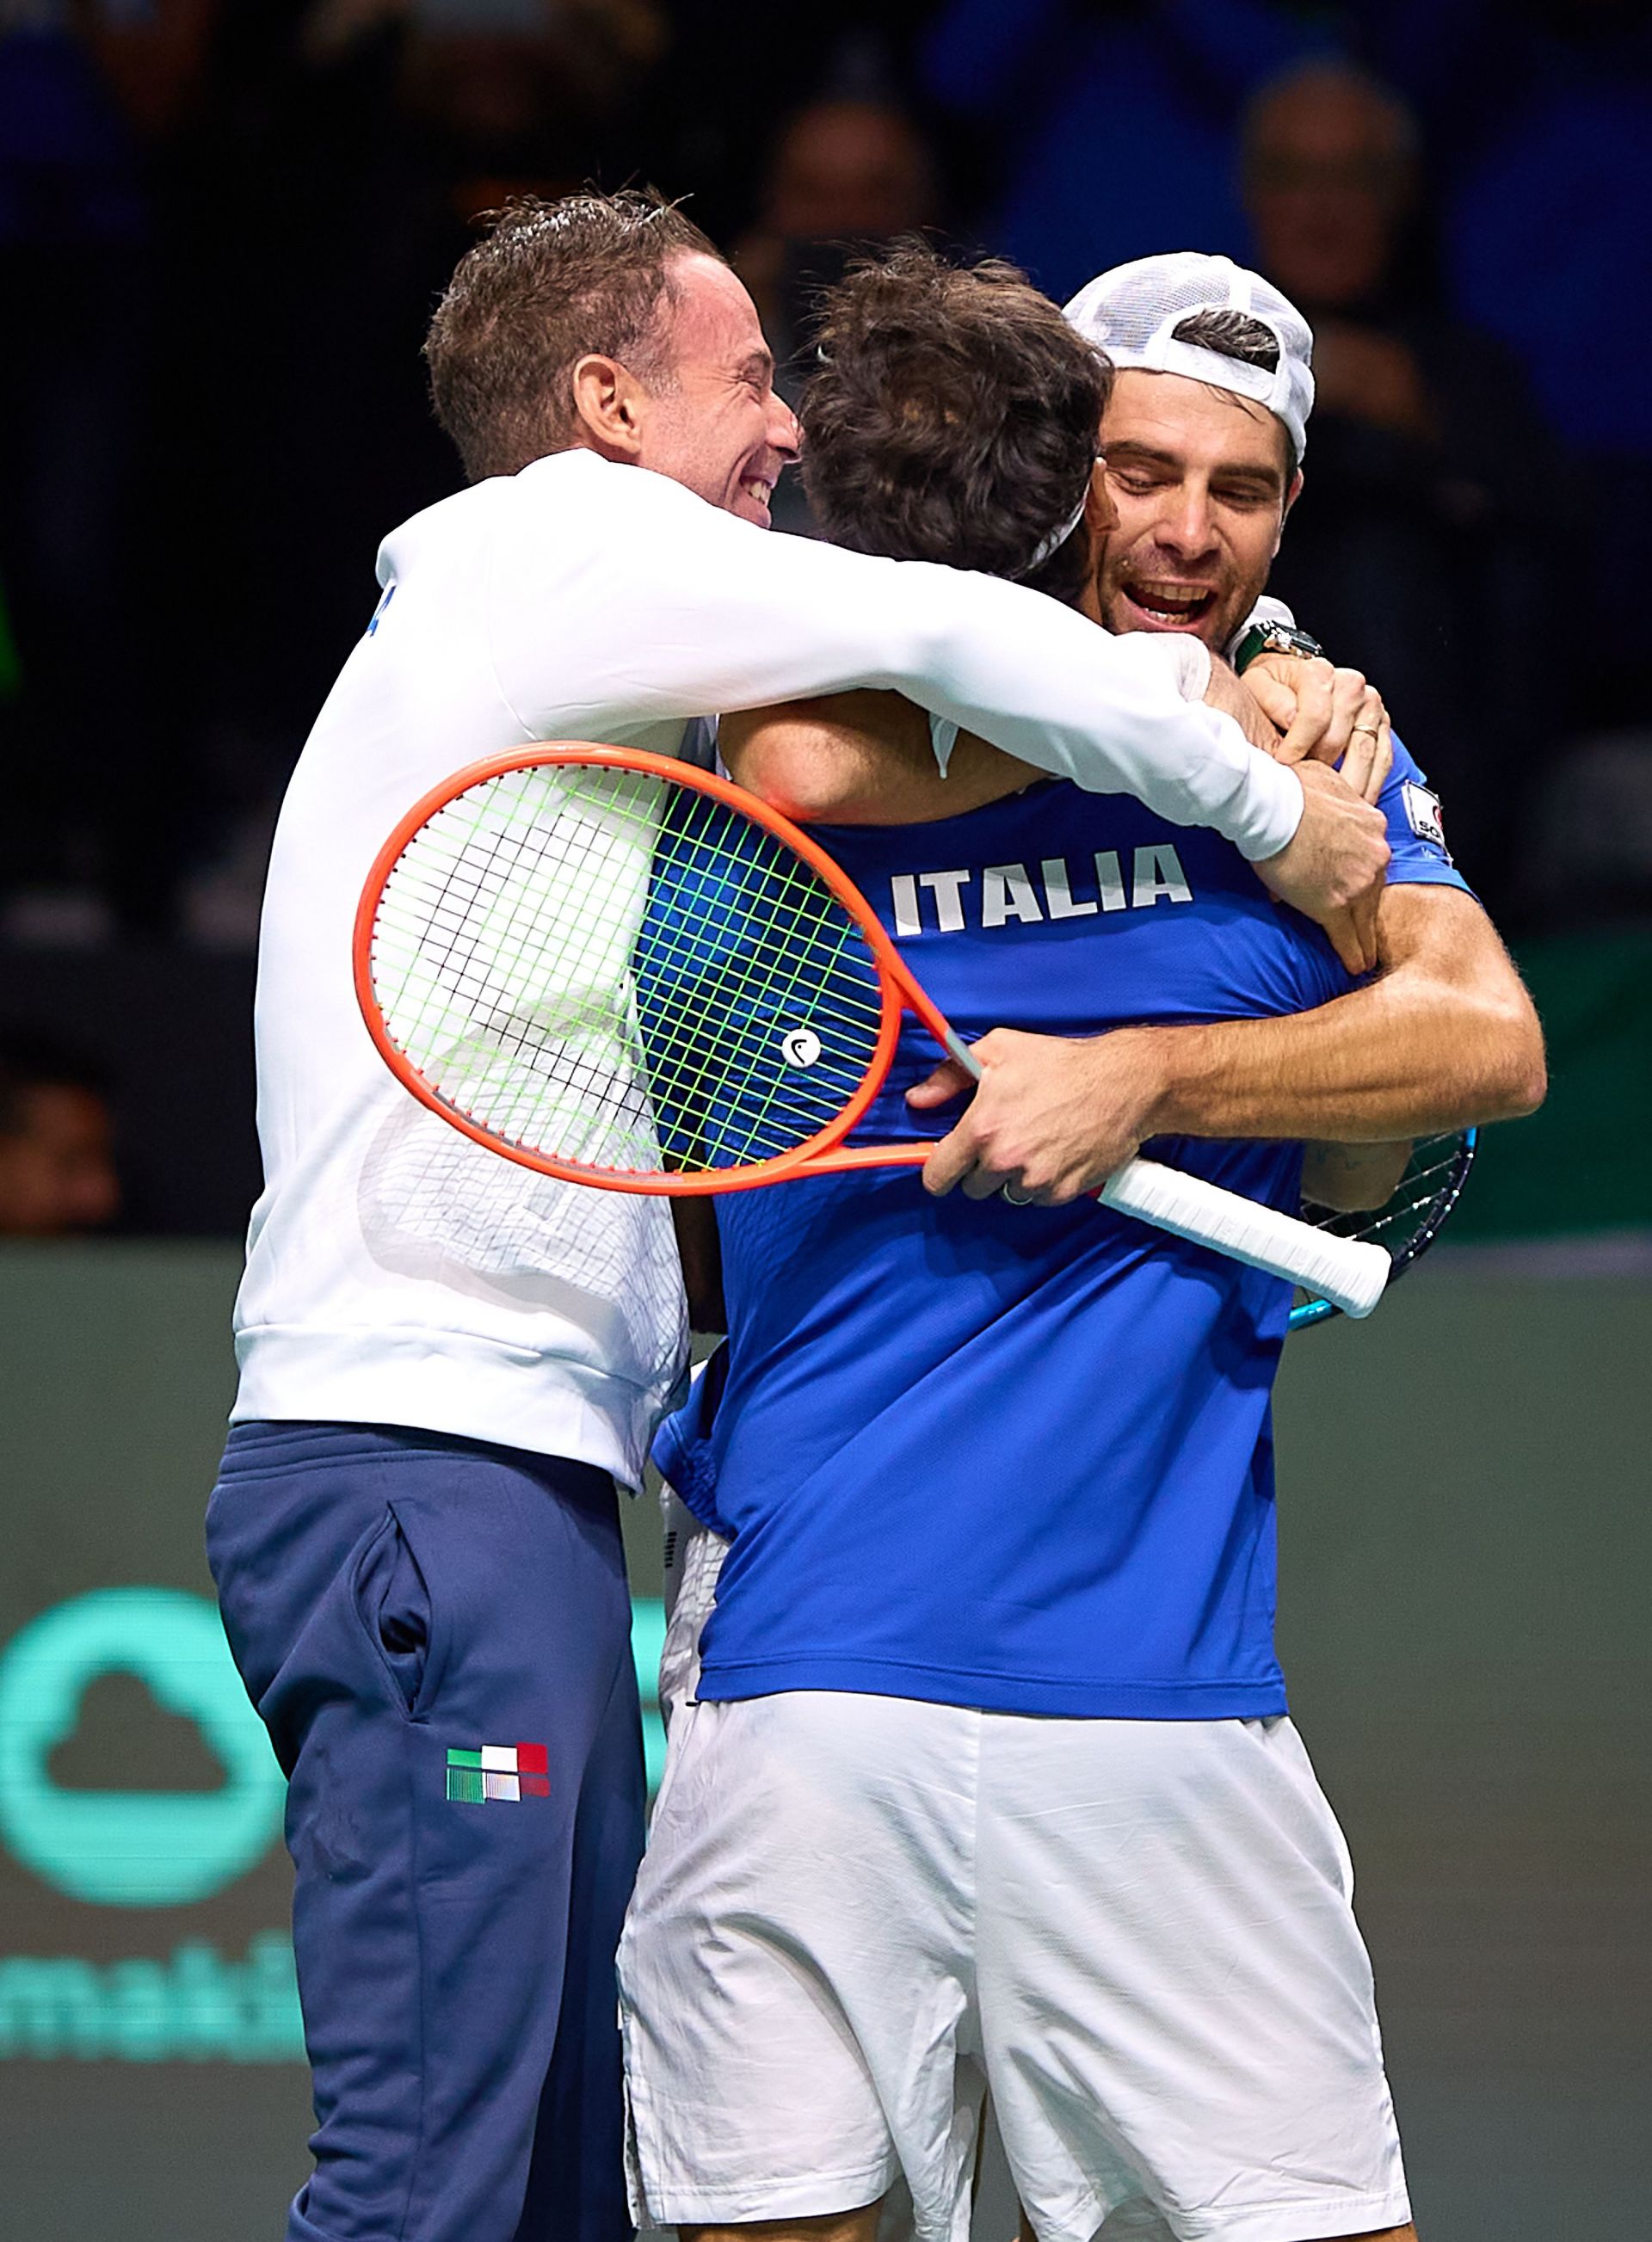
[1093,368,1301,650]
[633,253,800,527]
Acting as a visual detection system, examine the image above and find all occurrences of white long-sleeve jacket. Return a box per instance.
[231,450,1301,1487]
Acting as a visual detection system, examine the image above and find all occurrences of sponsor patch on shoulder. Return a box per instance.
[1402,780,1448,852]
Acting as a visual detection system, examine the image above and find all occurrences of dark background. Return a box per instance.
[3,0,1652,964]
[2,0,1651,1242]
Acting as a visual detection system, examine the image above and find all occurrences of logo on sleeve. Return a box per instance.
[1402,781,1447,852]
[446,1740,549,1803]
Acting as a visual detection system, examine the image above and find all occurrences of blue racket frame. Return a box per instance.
[1289,1127,1477,1333]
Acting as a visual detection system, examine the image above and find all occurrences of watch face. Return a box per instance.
[1263,625,1322,659]
[1233,619,1323,672]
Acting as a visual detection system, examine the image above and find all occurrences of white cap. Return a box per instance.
[1063,252,1315,464]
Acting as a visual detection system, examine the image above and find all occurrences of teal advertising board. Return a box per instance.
[0,1244,668,2233]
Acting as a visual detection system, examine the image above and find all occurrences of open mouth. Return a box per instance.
[1120,578,1217,630]
[738,476,775,520]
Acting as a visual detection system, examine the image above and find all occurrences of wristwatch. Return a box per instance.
[1230,617,1325,674]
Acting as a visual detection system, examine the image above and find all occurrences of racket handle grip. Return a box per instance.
[1100,1156,1390,1320]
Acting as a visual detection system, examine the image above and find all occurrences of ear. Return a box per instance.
[1083,456,1118,542]
[1279,466,1304,542]
[569,353,655,461]
[1076,462,1115,625]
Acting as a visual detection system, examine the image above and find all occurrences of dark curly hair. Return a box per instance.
[801,243,1111,607]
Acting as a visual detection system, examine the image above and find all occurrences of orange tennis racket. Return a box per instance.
[354,744,1389,1316]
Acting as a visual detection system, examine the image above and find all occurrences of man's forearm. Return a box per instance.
[496,465,1303,856]
[1142,890,1545,1142]
[902,588,1302,859]
[911,883,1544,1204]
[1143,991,1507,1141]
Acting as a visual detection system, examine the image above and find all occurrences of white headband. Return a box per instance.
[1013,459,1100,580]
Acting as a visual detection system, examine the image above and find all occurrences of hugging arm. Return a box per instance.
[1130,884,1544,1143]
[915,884,1545,1204]
[493,475,1305,848]
[501,469,1392,956]
[723,669,1389,976]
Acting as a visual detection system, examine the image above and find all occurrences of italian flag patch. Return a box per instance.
[446,1741,550,1804]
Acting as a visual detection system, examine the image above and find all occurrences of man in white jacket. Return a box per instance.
[206,191,1387,2242]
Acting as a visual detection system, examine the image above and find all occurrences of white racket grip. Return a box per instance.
[1099,1155,1390,1319]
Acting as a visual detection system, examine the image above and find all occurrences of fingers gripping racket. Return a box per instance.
[354,745,1390,1319]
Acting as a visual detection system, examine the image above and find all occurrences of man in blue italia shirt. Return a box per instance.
[619,249,1543,2242]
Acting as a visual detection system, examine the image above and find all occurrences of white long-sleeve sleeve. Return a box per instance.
[230,448,1306,1487]
[481,454,1303,862]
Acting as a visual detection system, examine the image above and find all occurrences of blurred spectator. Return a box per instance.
[921,0,1320,301]
[158,0,676,944]
[1334,2,1652,470]
[1431,0,1652,738]
[301,0,669,220]
[1268,2,1652,748]
[0,6,152,930]
[1241,59,1571,910]
[80,0,219,139]
[647,4,940,247]
[0,1029,120,1235]
[736,94,940,531]
[740,95,940,296]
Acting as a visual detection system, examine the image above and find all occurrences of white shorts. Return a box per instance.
[656,1488,725,1728]
[619,1692,1410,2242]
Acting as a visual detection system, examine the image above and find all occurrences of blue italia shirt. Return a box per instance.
[664,740,1468,1720]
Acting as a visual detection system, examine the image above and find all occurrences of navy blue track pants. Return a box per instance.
[207,1421,644,2242]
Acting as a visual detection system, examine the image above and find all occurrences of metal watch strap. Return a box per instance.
[1230,619,1324,674]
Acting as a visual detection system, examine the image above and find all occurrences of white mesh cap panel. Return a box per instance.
[1063,253,1315,462]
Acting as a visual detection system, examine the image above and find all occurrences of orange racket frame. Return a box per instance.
[353,742,973,1197]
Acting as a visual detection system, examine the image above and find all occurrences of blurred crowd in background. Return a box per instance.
[2,0,1650,1233]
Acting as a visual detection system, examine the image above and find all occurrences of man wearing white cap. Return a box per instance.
[910,253,1533,1196]
[760,253,1534,1214]
[1064,251,1318,644]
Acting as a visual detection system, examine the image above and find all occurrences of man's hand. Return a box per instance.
[907,1026,1166,1205]
[1202,653,1285,755]
[1242,652,1392,804]
[1254,760,1390,976]
[1301,1138,1415,1213]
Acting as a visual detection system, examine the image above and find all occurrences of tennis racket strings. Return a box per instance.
[367,759,886,1177]
[1291,1128,1476,1330]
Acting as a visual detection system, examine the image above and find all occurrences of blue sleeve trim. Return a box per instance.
[1385,860,1476,896]
[1377,730,1476,897]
